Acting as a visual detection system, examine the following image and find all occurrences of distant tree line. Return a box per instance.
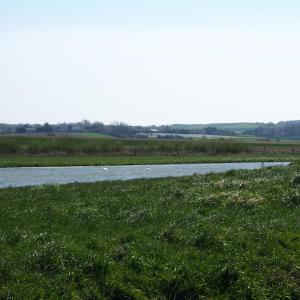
[11,122,237,138]
[12,121,140,138]
[4,120,300,139]
[157,126,236,136]
[245,121,300,138]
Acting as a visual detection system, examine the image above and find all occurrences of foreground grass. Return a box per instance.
[0,153,299,167]
[1,165,300,298]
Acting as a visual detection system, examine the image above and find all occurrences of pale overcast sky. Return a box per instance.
[1,1,300,125]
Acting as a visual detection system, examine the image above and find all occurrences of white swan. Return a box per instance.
[146,168,151,172]
[102,167,109,171]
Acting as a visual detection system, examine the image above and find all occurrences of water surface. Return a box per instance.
[0,162,289,188]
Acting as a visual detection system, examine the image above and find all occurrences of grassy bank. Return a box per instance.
[1,165,300,298]
[0,153,299,167]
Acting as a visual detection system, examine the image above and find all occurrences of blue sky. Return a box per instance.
[1,0,299,29]
[1,1,300,124]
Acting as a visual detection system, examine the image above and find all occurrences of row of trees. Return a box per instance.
[159,126,236,136]
[15,121,144,138]
[16,123,54,133]
[245,121,300,138]
[11,120,300,138]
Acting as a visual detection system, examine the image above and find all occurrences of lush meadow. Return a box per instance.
[1,164,300,299]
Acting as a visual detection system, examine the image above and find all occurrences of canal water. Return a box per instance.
[0,162,289,188]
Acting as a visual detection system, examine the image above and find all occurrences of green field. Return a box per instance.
[64,132,113,139]
[1,164,300,298]
[0,154,299,168]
